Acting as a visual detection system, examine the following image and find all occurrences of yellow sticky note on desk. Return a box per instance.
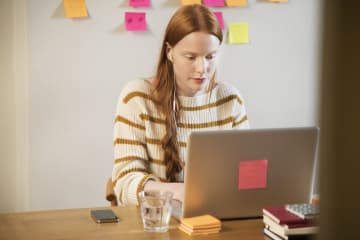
[181,214,221,229]
[64,0,88,18]
[181,0,202,5]
[226,0,248,7]
[228,22,249,44]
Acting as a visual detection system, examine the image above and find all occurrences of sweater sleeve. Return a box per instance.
[231,90,250,130]
[112,82,159,205]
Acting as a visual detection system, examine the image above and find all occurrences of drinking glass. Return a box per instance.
[138,190,173,233]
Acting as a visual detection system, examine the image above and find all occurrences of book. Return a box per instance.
[263,215,318,236]
[263,206,314,225]
[264,228,316,240]
[263,227,284,240]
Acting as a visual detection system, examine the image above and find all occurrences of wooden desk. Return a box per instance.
[0,206,267,240]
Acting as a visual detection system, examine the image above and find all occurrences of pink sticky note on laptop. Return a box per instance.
[203,0,225,7]
[125,12,147,31]
[213,12,224,30]
[238,159,268,190]
[129,0,150,8]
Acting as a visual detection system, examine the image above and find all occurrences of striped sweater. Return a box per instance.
[112,79,249,205]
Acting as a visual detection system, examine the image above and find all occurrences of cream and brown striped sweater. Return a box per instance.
[112,79,249,205]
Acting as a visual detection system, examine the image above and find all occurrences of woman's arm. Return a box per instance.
[143,181,184,202]
[112,81,160,205]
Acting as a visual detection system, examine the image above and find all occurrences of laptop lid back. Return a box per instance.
[182,127,319,219]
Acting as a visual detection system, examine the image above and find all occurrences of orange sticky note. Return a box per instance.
[238,160,268,190]
[181,0,202,5]
[181,215,221,229]
[226,0,247,7]
[64,0,88,18]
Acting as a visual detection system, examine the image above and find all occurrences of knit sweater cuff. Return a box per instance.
[134,174,160,205]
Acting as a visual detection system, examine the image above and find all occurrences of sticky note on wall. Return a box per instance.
[269,0,288,2]
[228,22,249,44]
[213,12,224,30]
[64,0,88,18]
[129,0,150,8]
[181,0,202,5]
[238,160,268,190]
[226,0,248,7]
[125,12,147,32]
[204,0,225,7]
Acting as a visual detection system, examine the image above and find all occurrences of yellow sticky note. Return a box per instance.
[226,0,248,7]
[64,0,88,18]
[269,0,288,3]
[181,215,221,229]
[228,22,249,44]
[181,0,202,5]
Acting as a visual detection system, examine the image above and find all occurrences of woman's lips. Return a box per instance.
[193,77,206,84]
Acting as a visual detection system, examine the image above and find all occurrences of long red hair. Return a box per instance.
[151,4,223,181]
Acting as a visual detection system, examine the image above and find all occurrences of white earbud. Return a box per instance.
[168,54,173,62]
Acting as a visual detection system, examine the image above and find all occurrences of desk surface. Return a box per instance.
[0,206,267,240]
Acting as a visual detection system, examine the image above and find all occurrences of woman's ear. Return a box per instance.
[168,53,173,62]
[166,42,173,62]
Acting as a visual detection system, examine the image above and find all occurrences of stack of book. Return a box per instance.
[262,206,319,240]
[178,214,221,236]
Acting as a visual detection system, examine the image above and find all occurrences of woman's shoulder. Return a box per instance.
[116,79,154,106]
[214,81,243,97]
[120,79,152,94]
[118,78,153,99]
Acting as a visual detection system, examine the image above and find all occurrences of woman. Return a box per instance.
[112,4,249,205]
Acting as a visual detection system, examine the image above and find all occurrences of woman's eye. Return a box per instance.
[206,55,215,60]
[186,55,195,60]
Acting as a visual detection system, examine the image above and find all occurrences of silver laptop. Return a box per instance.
[172,127,319,220]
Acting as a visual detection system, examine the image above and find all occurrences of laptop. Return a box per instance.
[172,127,319,220]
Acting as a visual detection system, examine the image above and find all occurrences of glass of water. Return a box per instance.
[138,190,173,233]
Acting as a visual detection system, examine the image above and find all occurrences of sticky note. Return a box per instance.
[238,160,268,190]
[226,0,248,7]
[125,12,147,32]
[181,0,202,5]
[203,0,225,7]
[213,12,224,30]
[129,0,150,8]
[64,0,88,18]
[228,22,249,44]
[269,0,288,2]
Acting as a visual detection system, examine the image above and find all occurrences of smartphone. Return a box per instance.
[90,209,120,223]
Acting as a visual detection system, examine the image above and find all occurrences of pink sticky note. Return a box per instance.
[238,160,268,190]
[129,0,150,8]
[213,12,224,30]
[204,0,225,7]
[125,12,147,32]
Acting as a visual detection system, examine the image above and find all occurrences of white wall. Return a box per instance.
[0,0,29,213]
[0,0,16,213]
[21,0,322,211]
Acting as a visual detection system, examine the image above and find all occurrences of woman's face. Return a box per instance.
[167,32,221,97]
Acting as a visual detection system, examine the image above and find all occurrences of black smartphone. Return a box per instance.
[90,209,120,223]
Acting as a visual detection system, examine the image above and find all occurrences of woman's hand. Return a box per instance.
[144,181,184,202]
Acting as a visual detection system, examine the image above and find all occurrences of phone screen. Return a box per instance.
[91,209,120,223]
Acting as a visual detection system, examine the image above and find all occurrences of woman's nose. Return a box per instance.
[195,58,207,74]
